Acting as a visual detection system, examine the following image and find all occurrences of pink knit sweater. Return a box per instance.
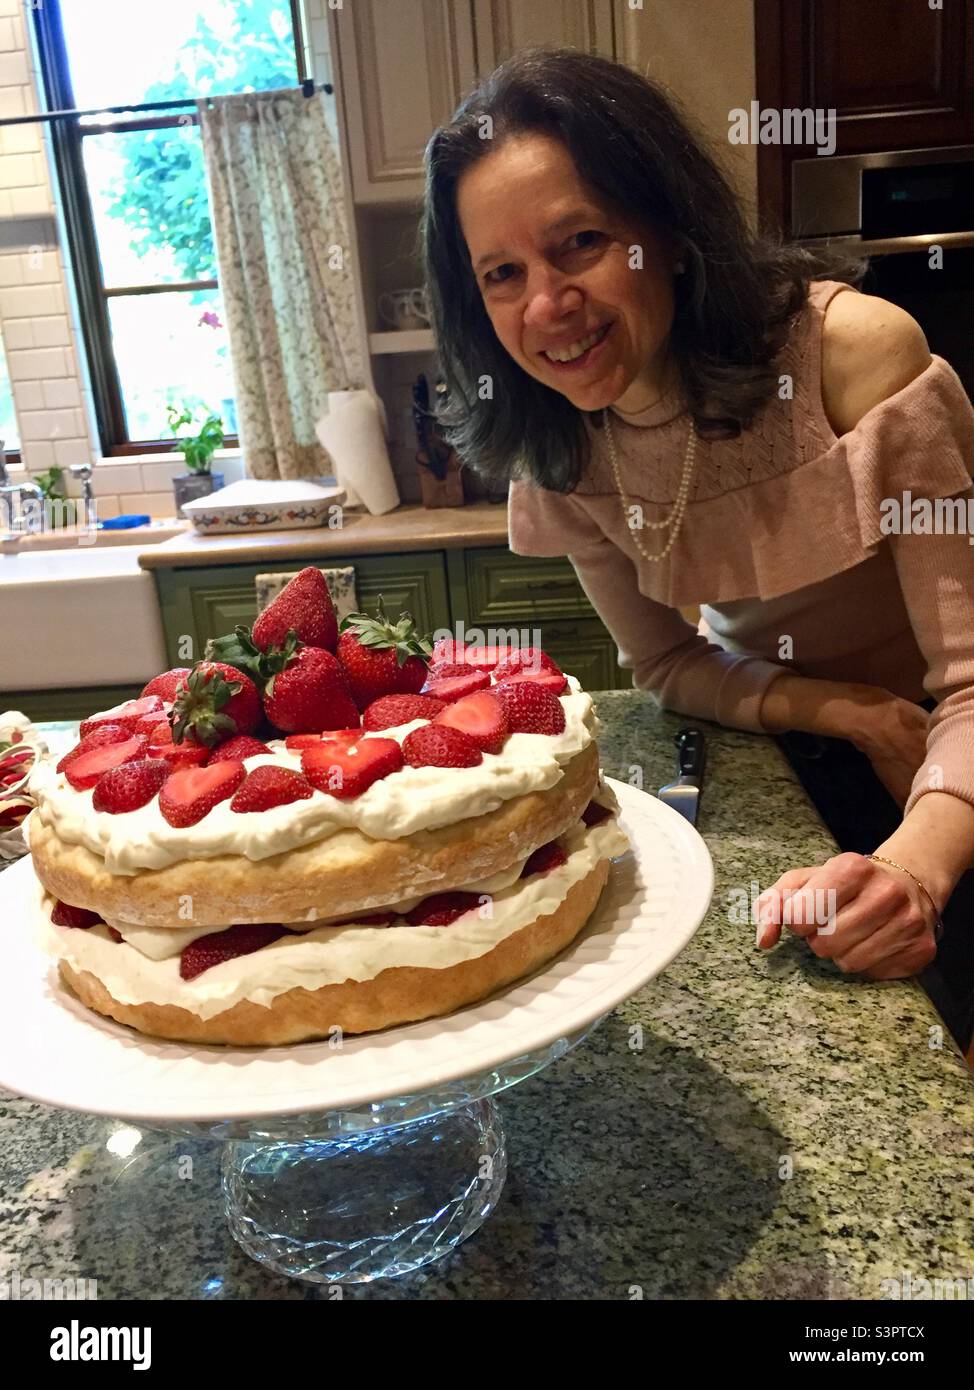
[508,280,974,818]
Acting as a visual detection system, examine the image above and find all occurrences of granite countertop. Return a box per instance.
[137,502,509,570]
[2,697,972,1300]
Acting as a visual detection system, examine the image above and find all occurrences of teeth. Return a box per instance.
[543,325,608,363]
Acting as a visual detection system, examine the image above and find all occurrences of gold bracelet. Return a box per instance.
[865,854,945,941]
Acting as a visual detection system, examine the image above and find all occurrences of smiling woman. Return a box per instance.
[421,47,974,1049]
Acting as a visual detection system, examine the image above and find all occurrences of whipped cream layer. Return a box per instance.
[38,811,630,1021]
[28,678,596,875]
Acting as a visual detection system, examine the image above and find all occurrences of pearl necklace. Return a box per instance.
[603,407,697,563]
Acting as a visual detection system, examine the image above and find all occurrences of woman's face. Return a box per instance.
[456,132,678,414]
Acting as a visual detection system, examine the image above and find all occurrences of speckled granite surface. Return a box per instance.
[1,699,972,1300]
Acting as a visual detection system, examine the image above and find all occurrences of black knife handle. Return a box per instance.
[674,727,705,780]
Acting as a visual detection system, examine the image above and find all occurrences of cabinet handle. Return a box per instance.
[549,624,580,638]
[524,578,577,590]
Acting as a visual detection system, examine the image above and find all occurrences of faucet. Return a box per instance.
[0,441,43,539]
[70,462,95,517]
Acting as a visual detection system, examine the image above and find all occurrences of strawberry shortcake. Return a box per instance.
[27,569,629,1044]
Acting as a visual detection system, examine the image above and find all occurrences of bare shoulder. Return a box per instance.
[820,289,932,436]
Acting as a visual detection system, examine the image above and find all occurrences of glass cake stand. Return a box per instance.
[158,1022,602,1284]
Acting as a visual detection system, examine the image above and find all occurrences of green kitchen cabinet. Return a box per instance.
[153,551,452,666]
[446,548,630,689]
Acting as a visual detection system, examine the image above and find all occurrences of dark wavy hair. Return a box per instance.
[421,47,865,492]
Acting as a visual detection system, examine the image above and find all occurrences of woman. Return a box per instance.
[421,49,974,1045]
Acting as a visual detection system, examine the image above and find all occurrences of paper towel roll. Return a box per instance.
[315,390,400,516]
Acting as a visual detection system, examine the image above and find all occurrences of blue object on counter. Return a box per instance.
[97,514,152,530]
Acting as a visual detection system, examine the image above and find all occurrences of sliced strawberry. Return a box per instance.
[499,669,568,695]
[492,648,561,680]
[433,691,509,754]
[362,693,446,731]
[65,735,148,791]
[492,681,566,735]
[581,800,613,828]
[135,712,173,740]
[301,736,403,799]
[521,841,568,877]
[179,922,291,981]
[403,891,483,927]
[152,741,211,770]
[159,760,246,828]
[51,900,102,929]
[207,734,270,763]
[284,728,360,750]
[140,669,191,702]
[107,927,124,943]
[425,661,472,681]
[230,764,314,812]
[79,695,165,738]
[422,670,491,702]
[430,640,514,670]
[56,723,130,773]
[401,724,483,768]
[92,758,170,814]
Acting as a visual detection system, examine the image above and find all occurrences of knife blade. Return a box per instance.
[657,727,706,825]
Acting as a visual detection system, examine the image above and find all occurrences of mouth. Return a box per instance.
[538,322,613,371]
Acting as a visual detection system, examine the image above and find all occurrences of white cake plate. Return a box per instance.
[0,779,713,1284]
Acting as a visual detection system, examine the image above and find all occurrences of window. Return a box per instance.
[0,330,19,456]
[33,0,304,454]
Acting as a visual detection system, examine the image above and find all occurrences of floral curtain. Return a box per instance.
[197,88,366,479]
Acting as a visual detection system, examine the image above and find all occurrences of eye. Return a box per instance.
[564,230,604,254]
[483,263,518,287]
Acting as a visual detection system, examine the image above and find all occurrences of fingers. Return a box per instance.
[754,868,813,949]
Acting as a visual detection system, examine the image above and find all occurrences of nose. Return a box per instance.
[522,263,583,331]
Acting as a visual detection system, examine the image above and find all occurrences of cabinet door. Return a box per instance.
[153,553,451,666]
[332,0,477,204]
[537,619,630,691]
[473,0,616,73]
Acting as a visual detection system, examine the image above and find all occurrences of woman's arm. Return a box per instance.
[759,291,974,977]
[759,672,930,808]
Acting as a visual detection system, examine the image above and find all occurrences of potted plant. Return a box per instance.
[166,404,226,517]
[30,466,77,531]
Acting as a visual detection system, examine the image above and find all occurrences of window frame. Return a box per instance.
[31,0,307,456]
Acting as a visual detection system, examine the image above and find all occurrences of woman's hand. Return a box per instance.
[849,696,931,809]
[754,852,939,979]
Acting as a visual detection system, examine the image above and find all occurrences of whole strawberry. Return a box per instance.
[263,647,360,734]
[171,662,261,748]
[337,601,432,709]
[140,668,191,702]
[252,567,337,654]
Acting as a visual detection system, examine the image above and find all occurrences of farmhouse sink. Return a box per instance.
[0,545,167,692]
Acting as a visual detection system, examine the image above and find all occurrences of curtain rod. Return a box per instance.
[0,78,333,128]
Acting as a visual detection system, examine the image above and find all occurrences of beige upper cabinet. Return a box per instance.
[332,1,618,206]
[331,0,478,205]
[472,0,617,74]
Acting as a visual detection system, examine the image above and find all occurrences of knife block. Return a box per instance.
[416,448,465,508]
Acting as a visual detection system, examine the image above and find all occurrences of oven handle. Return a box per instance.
[801,230,974,256]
